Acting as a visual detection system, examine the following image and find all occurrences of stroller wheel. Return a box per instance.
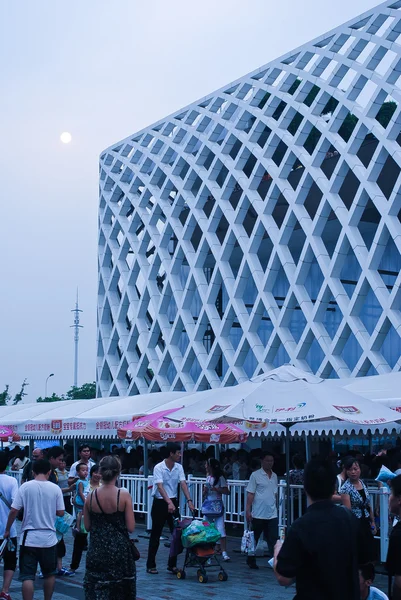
[198,573,208,583]
[218,571,228,582]
[176,570,186,580]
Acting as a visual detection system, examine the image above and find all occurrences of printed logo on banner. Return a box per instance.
[159,432,177,440]
[206,405,231,414]
[210,433,220,442]
[274,402,307,413]
[333,405,361,414]
[51,420,62,434]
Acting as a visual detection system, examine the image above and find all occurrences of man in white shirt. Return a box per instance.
[5,458,65,600]
[246,451,278,569]
[67,444,95,484]
[359,563,389,599]
[146,443,194,575]
[0,452,18,600]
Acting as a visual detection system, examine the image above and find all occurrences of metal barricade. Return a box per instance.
[10,465,391,561]
[278,481,390,563]
[7,470,22,486]
[119,474,150,515]
[180,475,248,525]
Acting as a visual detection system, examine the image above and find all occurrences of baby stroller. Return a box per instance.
[171,516,228,583]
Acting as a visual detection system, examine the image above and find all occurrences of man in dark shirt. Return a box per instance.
[274,458,359,600]
[386,475,401,599]
[21,448,44,484]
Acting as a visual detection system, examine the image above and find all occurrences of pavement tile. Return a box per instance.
[0,521,391,599]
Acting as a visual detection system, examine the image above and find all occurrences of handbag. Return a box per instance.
[129,538,140,561]
[201,498,224,517]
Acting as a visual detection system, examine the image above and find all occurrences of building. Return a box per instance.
[97,1,401,398]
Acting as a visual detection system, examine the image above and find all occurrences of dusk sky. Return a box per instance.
[0,0,379,402]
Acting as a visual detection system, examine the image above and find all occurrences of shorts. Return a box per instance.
[19,545,57,581]
[57,538,66,558]
[0,538,17,571]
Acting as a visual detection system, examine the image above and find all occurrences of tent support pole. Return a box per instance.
[144,438,149,478]
[73,439,79,462]
[29,439,34,457]
[305,433,310,462]
[284,423,291,530]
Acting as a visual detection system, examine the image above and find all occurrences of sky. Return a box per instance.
[0,0,380,403]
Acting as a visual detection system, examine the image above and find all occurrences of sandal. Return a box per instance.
[167,567,179,575]
[146,568,158,575]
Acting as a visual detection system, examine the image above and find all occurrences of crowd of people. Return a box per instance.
[0,440,400,598]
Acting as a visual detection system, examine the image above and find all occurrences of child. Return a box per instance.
[202,458,230,561]
[359,563,388,600]
[74,462,89,534]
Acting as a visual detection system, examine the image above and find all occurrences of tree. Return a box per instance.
[13,379,28,405]
[0,385,10,407]
[376,100,397,129]
[37,393,65,403]
[36,382,97,403]
[0,381,29,405]
[66,382,96,400]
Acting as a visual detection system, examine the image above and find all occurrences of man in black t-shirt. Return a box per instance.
[274,459,359,600]
[386,475,401,599]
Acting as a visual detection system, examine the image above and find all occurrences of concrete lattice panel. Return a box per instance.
[98,0,401,397]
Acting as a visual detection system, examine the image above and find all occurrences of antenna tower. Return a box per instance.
[71,290,83,388]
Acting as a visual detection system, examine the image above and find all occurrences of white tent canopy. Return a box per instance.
[0,392,187,438]
[171,366,398,427]
[1,369,401,440]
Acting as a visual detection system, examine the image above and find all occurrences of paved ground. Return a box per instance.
[1,518,391,599]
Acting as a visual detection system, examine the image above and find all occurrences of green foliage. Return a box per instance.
[36,382,96,402]
[0,385,10,407]
[13,379,28,405]
[338,113,358,142]
[321,96,339,116]
[66,382,96,400]
[376,101,397,128]
[0,381,28,405]
[37,393,65,403]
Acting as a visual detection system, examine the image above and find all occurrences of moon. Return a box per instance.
[60,132,72,144]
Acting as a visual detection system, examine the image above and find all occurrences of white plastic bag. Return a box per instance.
[241,529,255,555]
[255,537,267,556]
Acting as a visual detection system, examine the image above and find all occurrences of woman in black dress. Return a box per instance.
[340,457,376,564]
[83,455,136,599]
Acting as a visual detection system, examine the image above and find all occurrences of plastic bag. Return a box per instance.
[182,520,220,548]
[241,529,255,555]
[255,537,267,556]
[375,465,397,489]
[55,512,74,540]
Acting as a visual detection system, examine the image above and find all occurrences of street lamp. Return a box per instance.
[45,373,54,398]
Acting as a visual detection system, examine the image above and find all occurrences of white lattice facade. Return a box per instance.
[98,0,401,398]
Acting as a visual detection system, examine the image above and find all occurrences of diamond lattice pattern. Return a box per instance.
[98,1,401,396]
